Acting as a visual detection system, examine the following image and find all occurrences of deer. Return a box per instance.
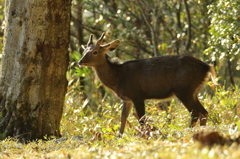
[78,32,218,136]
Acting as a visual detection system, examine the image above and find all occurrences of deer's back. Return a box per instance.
[118,55,210,100]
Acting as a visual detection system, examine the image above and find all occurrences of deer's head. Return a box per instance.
[78,32,120,67]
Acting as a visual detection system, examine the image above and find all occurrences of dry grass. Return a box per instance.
[0,86,240,159]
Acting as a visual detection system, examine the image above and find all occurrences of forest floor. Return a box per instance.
[1,87,240,159]
[0,125,240,159]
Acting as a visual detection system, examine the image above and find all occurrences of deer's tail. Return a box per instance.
[209,65,218,85]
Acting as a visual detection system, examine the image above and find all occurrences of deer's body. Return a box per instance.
[95,54,210,101]
[78,33,217,135]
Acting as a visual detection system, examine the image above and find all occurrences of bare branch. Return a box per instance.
[137,0,158,57]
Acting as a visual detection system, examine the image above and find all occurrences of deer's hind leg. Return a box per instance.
[195,98,208,126]
[175,91,207,127]
[132,99,146,126]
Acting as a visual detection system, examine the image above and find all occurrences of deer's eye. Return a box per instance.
[92,51,98,55]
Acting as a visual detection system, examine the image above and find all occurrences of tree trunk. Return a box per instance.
[227,58,235,86]
[0,0,71,141]
[75,2,86,98]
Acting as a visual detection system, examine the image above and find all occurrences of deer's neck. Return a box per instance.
[93,56,122,93]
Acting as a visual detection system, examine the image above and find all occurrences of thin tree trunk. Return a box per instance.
[183,0,192,53]
[175,0,182,55]
[227,58,235,86]
[0,0,71,141]
[75,2,87,98]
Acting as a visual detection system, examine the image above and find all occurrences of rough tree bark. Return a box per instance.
[0,0,71,141]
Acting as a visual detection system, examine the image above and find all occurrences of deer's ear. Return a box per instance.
[101,40,120,52]
[81,45,87,50]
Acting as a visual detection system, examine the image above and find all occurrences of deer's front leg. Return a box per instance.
[119,101,133,136]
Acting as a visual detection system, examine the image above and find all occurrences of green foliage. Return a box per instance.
[72,0,212,58]
[204,0,240,86]
[205,0,240,60]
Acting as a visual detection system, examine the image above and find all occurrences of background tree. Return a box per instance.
[204,0,240,87]
[0,0,71,141]
[0,0,4,57]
